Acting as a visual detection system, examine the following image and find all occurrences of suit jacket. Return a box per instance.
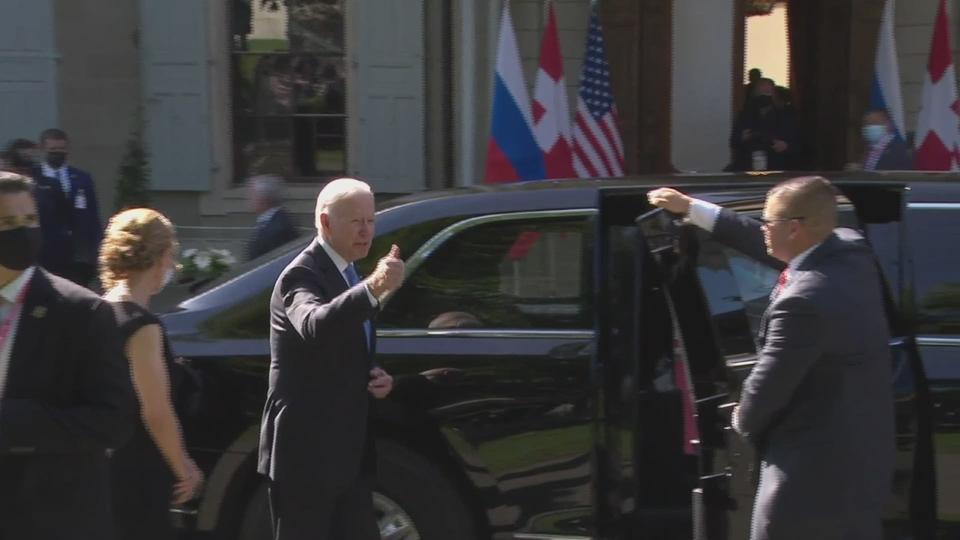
[257,239,378,490]
[872,137,913,171]
[246,207,300,261]
[0,269,136,540]
[33,166,103,272]
[714,209,895,540]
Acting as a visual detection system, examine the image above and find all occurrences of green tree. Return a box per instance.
[115,127,150,210]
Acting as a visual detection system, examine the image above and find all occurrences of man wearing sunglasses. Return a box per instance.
[647,177,894,540]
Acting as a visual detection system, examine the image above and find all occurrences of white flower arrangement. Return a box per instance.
[180,247,237,282]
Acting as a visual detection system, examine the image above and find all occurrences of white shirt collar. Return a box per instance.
[256,206,281,226]
[317,237,350,274]
[40,162,66,178]
[0,266,36,304]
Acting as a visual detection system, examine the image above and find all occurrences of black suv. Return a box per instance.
[165,173,957,539]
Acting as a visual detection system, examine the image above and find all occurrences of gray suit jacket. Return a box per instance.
[713,209,895,540]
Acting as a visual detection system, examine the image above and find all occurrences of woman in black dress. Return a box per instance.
[99,208,203,540]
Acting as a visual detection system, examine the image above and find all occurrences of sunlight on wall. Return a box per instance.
[744,4,790,87]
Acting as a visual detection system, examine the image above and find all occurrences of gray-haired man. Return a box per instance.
[246,175,300,260]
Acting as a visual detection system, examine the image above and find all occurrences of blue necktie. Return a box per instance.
[344,264,372,351]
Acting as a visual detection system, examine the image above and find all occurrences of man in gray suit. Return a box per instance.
[648,176,894,540]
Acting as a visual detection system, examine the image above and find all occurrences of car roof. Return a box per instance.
[167,171,960,325]
[379,171,960,213]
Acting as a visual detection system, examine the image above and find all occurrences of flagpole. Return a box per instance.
[457,0,478,186]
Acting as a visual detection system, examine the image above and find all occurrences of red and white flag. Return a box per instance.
[532,1,576,179]
[915,0,960,170]
[572,2,625,178]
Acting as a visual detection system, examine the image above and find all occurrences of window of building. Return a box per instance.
[230,0,347,182]
[380,216,593,330]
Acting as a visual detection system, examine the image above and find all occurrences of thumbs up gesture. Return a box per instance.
[366,244,405,298]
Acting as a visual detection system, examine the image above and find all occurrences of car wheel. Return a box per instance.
[376,440,479,540]
[237,442,478,540]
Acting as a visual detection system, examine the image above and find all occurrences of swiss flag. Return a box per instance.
[915,0,960,171]
[532,0,576,179]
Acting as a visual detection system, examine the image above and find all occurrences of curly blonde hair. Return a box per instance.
[99,208,177,290]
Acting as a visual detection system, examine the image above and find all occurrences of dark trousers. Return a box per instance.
[268,479,379,540]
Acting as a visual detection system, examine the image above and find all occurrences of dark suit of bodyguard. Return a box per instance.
[649,177,895,540]
[32,130,103,287]
[258,178,403,540]
[0,172,136,539]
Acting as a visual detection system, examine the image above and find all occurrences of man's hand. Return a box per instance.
[365,244,405,298]
[647,187,693,215]
[368,367,393,399]
[772,139,788,153]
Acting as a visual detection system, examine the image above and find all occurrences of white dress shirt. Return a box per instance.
[318,238,378,307]
[0,266,36,400]
[41,162,71,195]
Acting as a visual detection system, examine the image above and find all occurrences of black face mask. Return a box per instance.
[0,226,42,271]
[46,151,67,169]
[753,95,774,109]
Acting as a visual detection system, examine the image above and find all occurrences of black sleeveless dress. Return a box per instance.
[110,301,177,540]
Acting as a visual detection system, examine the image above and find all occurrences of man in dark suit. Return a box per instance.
[0,172,136,539]
[648,177,895,540]
[32,128,103,287]
[729,78,800,171]
[246,175,300,261]
[258,177,403,540]
[861,109,913,171]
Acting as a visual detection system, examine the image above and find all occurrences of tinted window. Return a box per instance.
[695,233,764,357]
[202,216,462,339]
[381,216,592,330]
[909,208,960,334]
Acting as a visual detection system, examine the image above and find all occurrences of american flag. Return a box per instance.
[572,3,625,178]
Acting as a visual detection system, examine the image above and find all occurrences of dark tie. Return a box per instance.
[344,264,372,351]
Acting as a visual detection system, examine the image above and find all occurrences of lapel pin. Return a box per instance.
[31,306,47,319]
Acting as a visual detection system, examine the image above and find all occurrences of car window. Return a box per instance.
[909,207,960,334]
[694,202,861,350]
[380,215,593,330]
[199,216,464,339]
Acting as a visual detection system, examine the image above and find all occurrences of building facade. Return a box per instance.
[0,0,956,244]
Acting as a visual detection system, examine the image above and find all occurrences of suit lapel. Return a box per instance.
[308,242,376,357]
[7,271,59,388]
[308,240,348,299]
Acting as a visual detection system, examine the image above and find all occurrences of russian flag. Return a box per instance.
[869,0,906,140]
[533,0,576,179]
[484,1,546,183]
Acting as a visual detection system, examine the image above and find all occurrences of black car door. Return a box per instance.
[594,189,709,539]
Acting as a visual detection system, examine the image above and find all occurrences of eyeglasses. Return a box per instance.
[759,216,805,227]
